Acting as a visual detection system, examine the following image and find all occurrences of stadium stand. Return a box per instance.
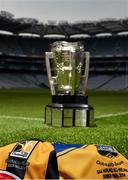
[98,75,128,91]
[0,11,128,90]
[0,73,48,88]
[88,75,115,90]
[0,35,23,55]
[88,75,128,90]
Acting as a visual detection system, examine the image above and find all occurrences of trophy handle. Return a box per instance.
[78,51,90,95]
[45,52,56,95]
[83,51,90,90]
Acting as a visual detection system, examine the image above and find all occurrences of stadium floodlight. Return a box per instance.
[18,33,40,37]
[0,30,13,36]
[43,34,65,38]
[96,33,112,37]
[117,31,128,36]
[70,34,90,38]
[44,41,95,127]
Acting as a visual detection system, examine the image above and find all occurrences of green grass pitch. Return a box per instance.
[0,88,128,157]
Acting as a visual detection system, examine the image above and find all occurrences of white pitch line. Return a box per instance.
[0,115,43,121]
[96,111,128,119]
[0,112,128,121]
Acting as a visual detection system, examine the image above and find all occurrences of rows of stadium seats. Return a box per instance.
[1,34,128,57]
[0,35,23,55]
[0,73,48,88]
[0,73,127,91]
[0,35,50,55]
[88,75,128,90]
[85,36,128,57]
[17,38,50,55]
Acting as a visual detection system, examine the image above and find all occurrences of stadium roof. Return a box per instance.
[0,11,128,38]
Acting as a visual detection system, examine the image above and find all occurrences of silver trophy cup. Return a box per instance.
[45,41,94,127]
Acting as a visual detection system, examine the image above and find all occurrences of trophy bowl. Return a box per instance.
[45,41,95,127]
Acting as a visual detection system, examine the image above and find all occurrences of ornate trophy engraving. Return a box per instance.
[45,41,94,127]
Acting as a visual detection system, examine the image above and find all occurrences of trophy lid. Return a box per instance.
[51,41,84,53]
